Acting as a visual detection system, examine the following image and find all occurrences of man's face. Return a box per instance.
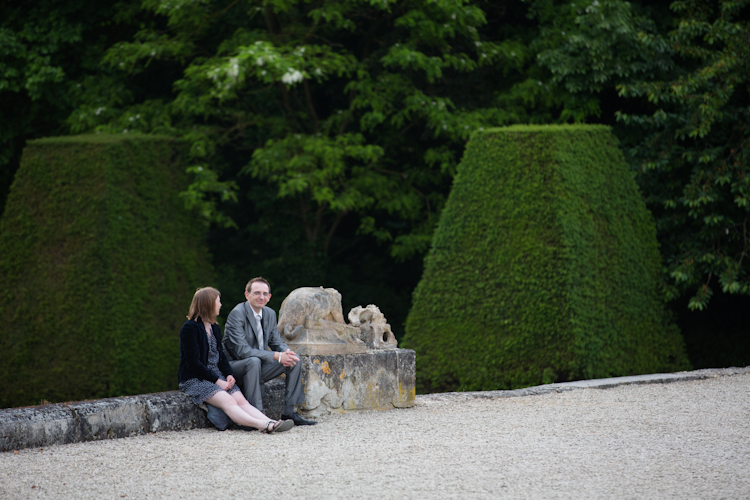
[245,282,271,312]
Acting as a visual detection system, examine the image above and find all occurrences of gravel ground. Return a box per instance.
[1,372,748,500]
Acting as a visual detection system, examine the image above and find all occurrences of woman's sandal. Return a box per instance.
[262,419,294,434]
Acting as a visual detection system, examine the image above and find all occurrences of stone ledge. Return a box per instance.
[0,377,286,452]
[5,366,745,452]
[417,366,750,403]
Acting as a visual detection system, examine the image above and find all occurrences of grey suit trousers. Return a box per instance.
[228,357,304,412]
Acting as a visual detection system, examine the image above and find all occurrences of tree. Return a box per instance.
[0,0,143,213]
[68,0,539,262]
[617,0,750,310]
[531,0,750,310]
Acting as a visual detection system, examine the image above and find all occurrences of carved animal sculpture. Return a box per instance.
[348,305,398,349]
[278,287,348,342]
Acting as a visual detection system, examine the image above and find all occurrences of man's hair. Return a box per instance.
[245,277,271,294]
[187,287,220,324]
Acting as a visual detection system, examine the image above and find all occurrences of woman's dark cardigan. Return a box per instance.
[178,318,234,384]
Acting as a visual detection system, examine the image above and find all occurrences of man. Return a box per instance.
[222,277,317,426]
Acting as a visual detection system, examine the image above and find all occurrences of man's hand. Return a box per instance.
[226,375,236,389]
[279,349,300,367]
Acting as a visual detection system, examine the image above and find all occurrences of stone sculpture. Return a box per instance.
[278,287,400,355]
[278,287,367,355]
[277,286,414,416]
[348,305,398,350]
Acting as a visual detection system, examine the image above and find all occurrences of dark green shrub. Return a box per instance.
[403,125,690,393]
[0,134,214,408]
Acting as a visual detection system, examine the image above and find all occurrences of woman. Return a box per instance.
[178,286,293,433]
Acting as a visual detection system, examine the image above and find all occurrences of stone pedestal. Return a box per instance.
[299,348,416,417]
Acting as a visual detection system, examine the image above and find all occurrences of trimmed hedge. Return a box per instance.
[0,134,214,408]
[403,125,690,393]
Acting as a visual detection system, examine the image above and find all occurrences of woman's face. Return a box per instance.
[214,296,222,317]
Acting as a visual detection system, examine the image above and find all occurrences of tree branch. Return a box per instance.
[263,4,278,35]
[304,79,320,133]
[339,89,355,134]
[312,203,324,245]
[277,82,305,131]
[324,210,348,254]
[299,196,314,243]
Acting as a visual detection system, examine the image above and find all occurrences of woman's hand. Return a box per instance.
[215,378,231,391]
[226,375,236,390]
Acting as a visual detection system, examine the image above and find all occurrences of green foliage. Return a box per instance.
[5,0,743,400]
[403,125,689,393]
[0,0,144,215]
[0,135,214,408]
[67,0,543,261]
[531,0,750,310]
[616,0,750,310]
[534,0,674,89]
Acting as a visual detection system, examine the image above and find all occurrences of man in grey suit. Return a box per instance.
[222,276,317,426]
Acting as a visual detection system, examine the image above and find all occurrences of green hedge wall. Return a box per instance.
[0,134,214,408]
[403,125,690,393]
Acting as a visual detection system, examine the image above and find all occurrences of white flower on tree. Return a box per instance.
[281,69,303,84]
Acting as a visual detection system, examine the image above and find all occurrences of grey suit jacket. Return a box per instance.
[222,302,290,364]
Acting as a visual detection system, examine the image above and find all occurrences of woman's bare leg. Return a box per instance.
[231,391,272,421]
[204,391,269,430]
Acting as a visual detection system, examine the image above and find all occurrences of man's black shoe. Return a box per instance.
[281,411,317,426]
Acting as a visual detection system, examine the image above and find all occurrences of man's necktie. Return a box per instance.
[255,314,264,349]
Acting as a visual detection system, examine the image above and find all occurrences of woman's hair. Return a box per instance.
[187,287,220,323]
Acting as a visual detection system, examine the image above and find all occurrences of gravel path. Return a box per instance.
[1,372,748,499]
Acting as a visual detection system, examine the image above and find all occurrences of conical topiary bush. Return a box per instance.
[403,125,689,393]
[0,134,214,408]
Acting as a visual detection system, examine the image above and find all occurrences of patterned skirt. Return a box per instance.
[179,332,240,405]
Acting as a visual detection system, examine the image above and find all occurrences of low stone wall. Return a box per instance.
[0,391,205,452]
[0,348,417,452]
[0,378,285,452]
[0,349,416,451]
[3,366,747,453]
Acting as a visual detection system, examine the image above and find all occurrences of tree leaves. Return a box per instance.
[65,0,536,262]
[616,0,750,308]
[531,0,750,309]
